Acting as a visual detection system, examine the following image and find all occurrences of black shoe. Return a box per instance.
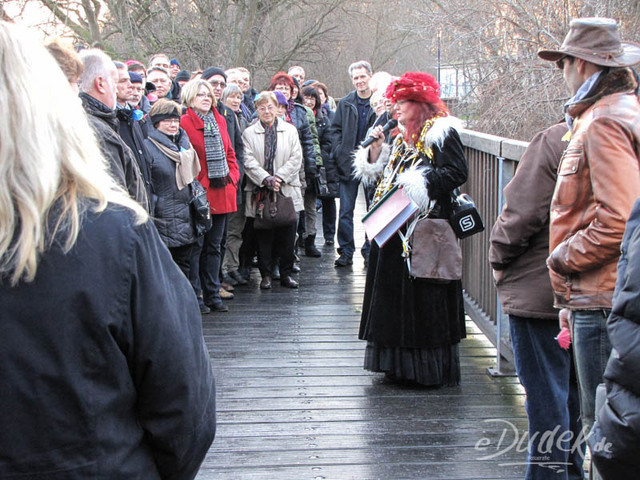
[199,303,211,314]
[271,264,281,280]
[304,235,322,257]
[207,302,229,312]
[229,270,249,285]
[334,253,353,267]
[324,239,334,246]
[222,273,238,287]
[280,276,299,288]
[260,276,272,289]
[292,263,301,273]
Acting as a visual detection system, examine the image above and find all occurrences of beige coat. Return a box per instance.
[242,119,304,217]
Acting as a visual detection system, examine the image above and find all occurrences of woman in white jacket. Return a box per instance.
[242,91,303,289]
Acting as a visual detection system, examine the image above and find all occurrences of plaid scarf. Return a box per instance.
[196,111,230,188]
[263,119,278,175]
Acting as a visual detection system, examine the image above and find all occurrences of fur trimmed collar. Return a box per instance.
[418,115,464,151]
[568,68,638,118]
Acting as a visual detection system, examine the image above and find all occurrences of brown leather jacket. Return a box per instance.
[548,68,640,309]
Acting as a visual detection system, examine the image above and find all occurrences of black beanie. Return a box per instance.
[175,70,190,82]
[201,66,227,81]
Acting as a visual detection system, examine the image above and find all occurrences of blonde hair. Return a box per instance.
[254,91,277,107]
[45,39,84,85]
[181,79,215,109]
[0,21,147,286]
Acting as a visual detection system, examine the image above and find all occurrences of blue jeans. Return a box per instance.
[571,309,612,437]
[337,178,360,257]
[510,316,584,480]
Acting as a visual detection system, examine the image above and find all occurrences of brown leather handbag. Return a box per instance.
[253,190,297,230]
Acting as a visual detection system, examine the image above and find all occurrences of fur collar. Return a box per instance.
[568,68,638,118]
[419,115,464,151]
[353,142,391,185]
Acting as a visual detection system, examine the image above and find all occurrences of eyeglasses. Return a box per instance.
[257,104,276,113]
[209,81,226,88]
[555,55,569,69]
[196,92,213,98]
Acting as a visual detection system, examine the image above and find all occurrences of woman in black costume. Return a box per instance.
[354,72,468,386]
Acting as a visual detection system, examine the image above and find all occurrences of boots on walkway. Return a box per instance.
[304,235,322,257]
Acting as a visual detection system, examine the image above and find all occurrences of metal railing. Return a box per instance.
[458,129,529,375]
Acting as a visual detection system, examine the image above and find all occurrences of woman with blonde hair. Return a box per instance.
[0,22,215,478]
[181,78,240,312]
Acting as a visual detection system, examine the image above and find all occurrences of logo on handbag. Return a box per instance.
[459,214,476,232]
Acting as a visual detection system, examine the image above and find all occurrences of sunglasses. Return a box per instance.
[555,55,569,70]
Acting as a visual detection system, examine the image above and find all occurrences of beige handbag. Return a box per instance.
[404,217,462,281]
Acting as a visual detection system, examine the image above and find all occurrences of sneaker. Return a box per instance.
[334,253,353,267]
[219,287,235,299]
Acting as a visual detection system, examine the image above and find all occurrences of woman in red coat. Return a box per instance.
[181,79,240,312]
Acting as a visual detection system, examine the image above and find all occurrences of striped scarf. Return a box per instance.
[197,111,230,188]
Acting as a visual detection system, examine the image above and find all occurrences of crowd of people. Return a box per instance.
[2,14,640,480]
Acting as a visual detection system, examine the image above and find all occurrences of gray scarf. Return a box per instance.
[197,111,230,188]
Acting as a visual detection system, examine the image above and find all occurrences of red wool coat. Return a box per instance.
[181,107,240,215]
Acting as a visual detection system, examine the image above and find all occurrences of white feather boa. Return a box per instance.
[396,166,430,212]
[353,142,391,186]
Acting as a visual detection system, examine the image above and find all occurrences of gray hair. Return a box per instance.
[348,60,372,77]
[78,48,115,93]
[113,61,126,70]
[221,83,243,104]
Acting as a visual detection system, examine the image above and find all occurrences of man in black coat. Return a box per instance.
[114,61,155,209]
[78,49,149,212]
[329,60,376,267]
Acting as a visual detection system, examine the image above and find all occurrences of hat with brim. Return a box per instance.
[538,17,640,68]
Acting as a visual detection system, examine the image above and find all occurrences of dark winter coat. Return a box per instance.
[80,93,149,212]
[116,105,155,209]
[243,87,258,114]
[218,101,245,206]
[0,203,216,479]
[144,127,198,248]
[316,108,339,197]
[329,90,376,181]
[489,123,569,319]
[288,103,317,176]
[589,198,640,479]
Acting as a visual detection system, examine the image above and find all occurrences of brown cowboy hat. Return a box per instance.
[538,17,640,68]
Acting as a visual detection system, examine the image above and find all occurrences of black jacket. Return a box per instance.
[80,93,149,211]
[329,90,376,181]
[289,103,317,176]
[116,105,155,206]
[316,109,339,197]
[144,127,197,248]
[0,204,216,479]
[217,101,245,205]
[590,198,640,479]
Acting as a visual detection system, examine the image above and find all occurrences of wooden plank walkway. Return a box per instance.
[197,194,528,479]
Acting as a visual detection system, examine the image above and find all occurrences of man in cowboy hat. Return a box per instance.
[539,17,640,477]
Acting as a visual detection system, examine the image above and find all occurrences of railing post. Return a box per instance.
[487,157,516,377]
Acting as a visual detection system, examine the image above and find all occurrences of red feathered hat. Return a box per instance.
[385,72,441,105]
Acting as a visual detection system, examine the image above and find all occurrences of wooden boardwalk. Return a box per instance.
[197,197,528,480]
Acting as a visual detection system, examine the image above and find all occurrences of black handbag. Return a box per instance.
[189,180,212,237]
[449,192,484,238]
[315,167,331,198]
[253,190,297,230]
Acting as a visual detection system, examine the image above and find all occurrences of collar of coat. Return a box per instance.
[252,118,287,133]
[567,67,638,119]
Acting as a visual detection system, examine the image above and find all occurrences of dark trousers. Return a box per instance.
[199,213,228,307]
[321,197,336,242]
[169,242,200,296]
[252,218,296,279]
[510,316,584,480]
